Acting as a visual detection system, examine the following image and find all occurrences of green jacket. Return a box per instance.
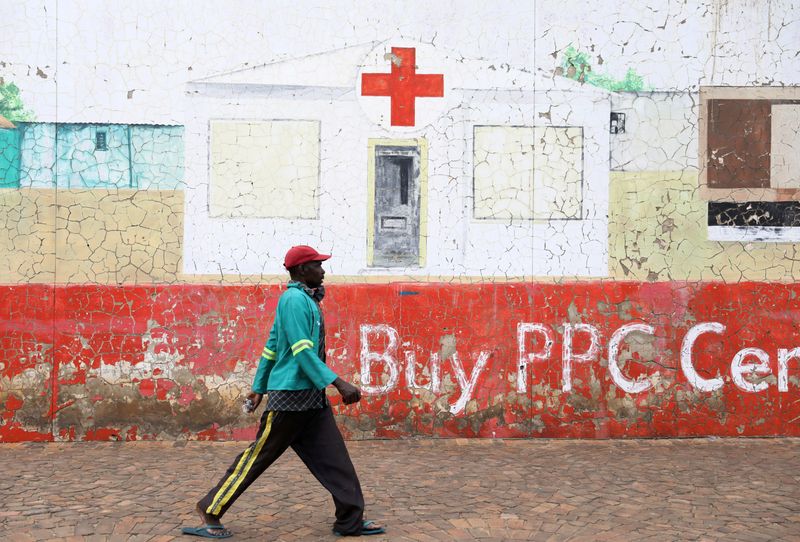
[251,281,338,393]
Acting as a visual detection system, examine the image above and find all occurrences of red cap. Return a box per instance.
[283,245,331,269]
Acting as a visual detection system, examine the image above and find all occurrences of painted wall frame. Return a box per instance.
[206,118,321,219]
[471,124,585,222]
[699,86,800,203]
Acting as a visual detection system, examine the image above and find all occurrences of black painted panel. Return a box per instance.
[708,201,800,227]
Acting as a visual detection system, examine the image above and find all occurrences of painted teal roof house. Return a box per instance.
[0,121,184,190]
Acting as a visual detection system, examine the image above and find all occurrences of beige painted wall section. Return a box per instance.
[474,126,582,220]
[0,189,55,283]
[609,171,800,282]
[0,189,183,284]
[209,120,320,219]
[7,175,800,285]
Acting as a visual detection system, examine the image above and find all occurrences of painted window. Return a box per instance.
[95,130,108,151]
[706,100,800,191]
[701,88,800,196]
[473,125,583,220]
[701,87,800,241]
[208,120,320,219]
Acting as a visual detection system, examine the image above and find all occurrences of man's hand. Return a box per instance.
[243,392,263,413]
[333,378,361,405]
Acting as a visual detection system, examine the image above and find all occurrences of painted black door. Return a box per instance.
[372,145,420,267]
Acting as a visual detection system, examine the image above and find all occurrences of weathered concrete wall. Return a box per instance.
[2,1,800,440]
[2,282,800,441]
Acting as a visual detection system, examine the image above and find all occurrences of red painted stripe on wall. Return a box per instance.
[1,282,799,441]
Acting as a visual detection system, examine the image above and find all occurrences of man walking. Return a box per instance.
[183,245,385,538]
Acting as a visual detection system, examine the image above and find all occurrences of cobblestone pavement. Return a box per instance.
[1,438,799,541]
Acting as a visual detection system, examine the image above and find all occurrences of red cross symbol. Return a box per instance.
[361,47,444,127]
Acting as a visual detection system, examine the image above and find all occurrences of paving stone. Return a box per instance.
[0,439,799,540]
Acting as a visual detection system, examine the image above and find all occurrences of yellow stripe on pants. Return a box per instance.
[210,411,275,516]
[206,444,254,516]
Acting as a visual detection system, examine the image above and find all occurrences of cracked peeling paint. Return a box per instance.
[2,2,800,441]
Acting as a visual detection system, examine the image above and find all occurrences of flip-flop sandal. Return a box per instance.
[181,524,233,538]
[334,519,386,536]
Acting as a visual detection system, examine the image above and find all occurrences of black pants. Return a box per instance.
[198,406,365,535]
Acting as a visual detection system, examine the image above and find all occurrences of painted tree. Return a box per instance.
[0,82,35,122]
[559,46,645,92]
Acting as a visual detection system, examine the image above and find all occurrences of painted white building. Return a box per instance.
[184,41,611,277]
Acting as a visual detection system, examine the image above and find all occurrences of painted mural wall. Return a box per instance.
[2,0,800,441]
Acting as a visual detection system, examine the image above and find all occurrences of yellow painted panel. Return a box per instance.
[209,120,320,219]
[609,171,800,281]
[0,189,183,284]
[0,189,56,283]
[473,126,583,220]
[533,126,583,220]
[473,126,534,220]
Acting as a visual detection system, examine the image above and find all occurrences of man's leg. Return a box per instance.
[195,410,309,529]
[291,406,366,535]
